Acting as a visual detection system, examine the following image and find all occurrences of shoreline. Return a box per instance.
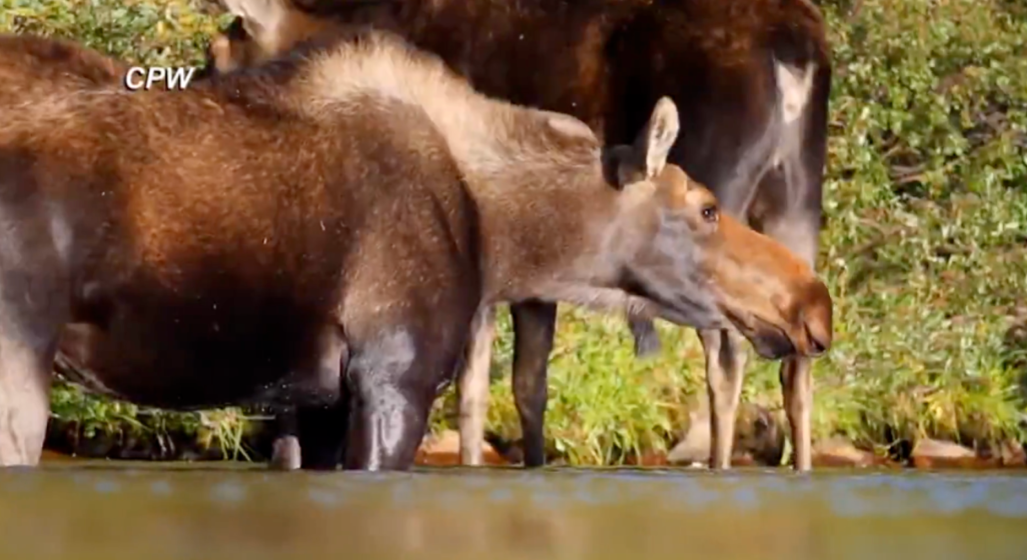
[42,412,1027,471]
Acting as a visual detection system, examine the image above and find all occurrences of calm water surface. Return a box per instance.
[1,462,1025,560]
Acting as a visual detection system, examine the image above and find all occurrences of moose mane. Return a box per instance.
[204,26,604,183]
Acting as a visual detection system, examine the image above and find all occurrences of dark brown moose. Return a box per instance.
[206,0,834,471]
[0,29,831,468]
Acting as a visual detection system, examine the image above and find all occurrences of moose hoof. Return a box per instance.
[269,435,302,471]
[630,320,663,358]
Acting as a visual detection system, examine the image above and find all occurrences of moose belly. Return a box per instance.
[55,321,340,411]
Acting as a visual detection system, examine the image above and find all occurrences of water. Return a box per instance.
[1,463,1025,560]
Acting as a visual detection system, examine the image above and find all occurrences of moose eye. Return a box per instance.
[700,204,719,223]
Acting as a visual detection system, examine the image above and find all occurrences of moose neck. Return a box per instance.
[389,68,633,308]
[460,131,629,308]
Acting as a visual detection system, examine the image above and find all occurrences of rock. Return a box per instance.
[997,439,1027,467]
[414,429,509,466]
[735,403,786,466]
[667,400,785,467]
[977,438,1027,468]
[666,404,710,466]
[624,451,670,467]
[909,437,990,469]
[811,437,880,468]
[912,437,975,458]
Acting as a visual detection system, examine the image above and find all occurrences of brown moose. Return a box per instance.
[205,0,834,471]
[0,29,831,468]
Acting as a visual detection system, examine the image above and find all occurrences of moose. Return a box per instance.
[0,29,831,468]
[0,31,658,468]
[205,0,834,471]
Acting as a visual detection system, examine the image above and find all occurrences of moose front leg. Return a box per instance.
[760,192,822,473]
[0,335,54,467]
[343,330,442,471]
[698,327,749,470]
[780,356,813,471]
[0,256,65,467]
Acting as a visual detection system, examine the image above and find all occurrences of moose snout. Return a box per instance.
[798,279,833,357]
[740,277,833,361]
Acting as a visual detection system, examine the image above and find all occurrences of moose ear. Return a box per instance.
[219,0,288,42]
[206,34,235,71]
[631,96,680,179]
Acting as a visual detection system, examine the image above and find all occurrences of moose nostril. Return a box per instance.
[805,323,828,356]
[802,279,833,356]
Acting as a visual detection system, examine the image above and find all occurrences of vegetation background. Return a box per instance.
[0,0,1024,465]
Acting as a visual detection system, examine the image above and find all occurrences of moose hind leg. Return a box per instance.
[268,406,302,471]
[628,316,662,358]
[457,305,496,466]
[698,328,748,470]
[270,324,349,470]
[510,300,557,468]
[295,399,351,471]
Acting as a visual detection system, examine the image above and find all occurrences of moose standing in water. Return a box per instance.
[0,29,831,468]
[205,0,834,471]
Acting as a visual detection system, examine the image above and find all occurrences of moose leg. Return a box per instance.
[291,399,351,471]
[779,357,813,471]
[343,330,444,471]
[628,316,662,358]
[457,305,496,466]
[268,406,302,471]
[764,57,829,472]
[510,300,557,468]
[0,268,64,467]
[763,213,820,473]
[270,325,349,470]
[0,335,55,467]
[698,328,748,469]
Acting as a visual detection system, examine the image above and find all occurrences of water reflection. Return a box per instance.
[0,464,1024,560]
